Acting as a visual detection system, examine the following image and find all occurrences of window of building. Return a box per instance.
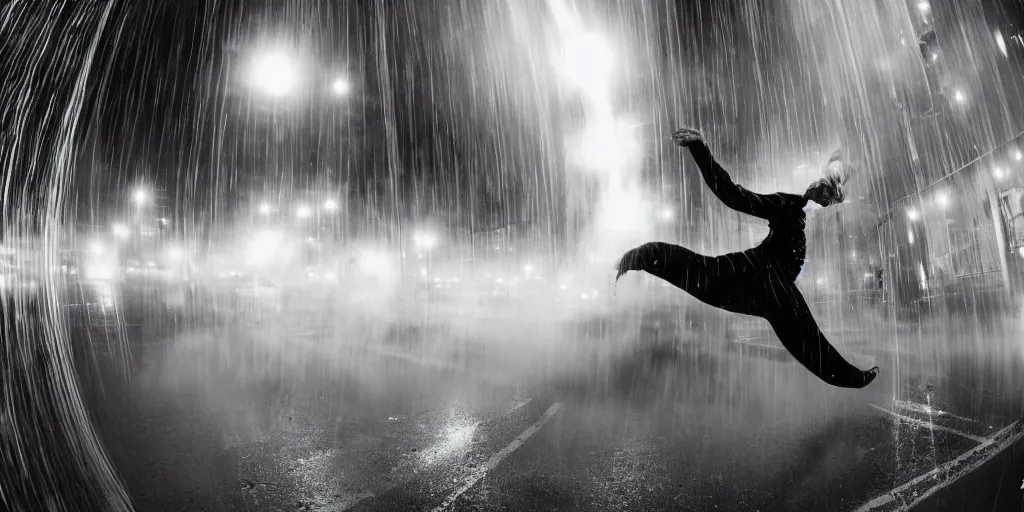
[999,187,1024,249]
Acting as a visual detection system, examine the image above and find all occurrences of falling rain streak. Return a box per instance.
[1,0,1023,510]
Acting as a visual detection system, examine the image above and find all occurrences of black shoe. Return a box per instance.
[861,366,880,388]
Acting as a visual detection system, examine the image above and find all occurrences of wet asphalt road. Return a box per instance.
[59,282,1024,511]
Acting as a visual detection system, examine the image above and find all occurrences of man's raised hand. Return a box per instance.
[672,127,704,148]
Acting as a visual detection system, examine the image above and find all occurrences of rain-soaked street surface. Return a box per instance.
[63,282,1024,511]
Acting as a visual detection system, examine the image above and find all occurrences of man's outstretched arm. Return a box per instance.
[674,128,792,220]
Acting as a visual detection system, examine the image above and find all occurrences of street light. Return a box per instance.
[936,191,950,209]
[132,187,148,206]
[1013,149,1022,162]
[331,77,350,96]
[659,207,675,222]
[953,89,965,104]
[245,230,283,266]
[250,51,297,97]
[907,208,920,221]
[917,1,930,12]
[296,204,312,219]
[258,202,272,216]
[323,199,338,211]
[994,166,1008,181]
[166,246,184,262]
[413,231,438,252]
[995,30,1008,58]
[112,223,130,239]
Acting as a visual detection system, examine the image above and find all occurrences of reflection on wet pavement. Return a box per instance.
[60,284,1024,511]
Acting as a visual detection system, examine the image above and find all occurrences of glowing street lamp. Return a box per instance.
[323,199,338,211]
[659,207,675,222]
[907,208,920,221]
[112,223,130,240]
[331,77,350,96]
[995,30,1008,58]
[936,191,951,209]
[132,187,148,206]
[166,246,184,262]
[250,51,297,97]
[245,230,283,266]
[296,204,312,219]
[1013,149,1022,163]
[953,89,965,104]
[917,1,930,13]
[994,167,1008,181]
[258,202,272,216]
[413,231,438,252]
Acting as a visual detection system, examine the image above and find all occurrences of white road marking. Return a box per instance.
[892,399,976,423]
[432,402,563,511]
[869,403,986,443]
[509,398,532,412]
[855,420,1023,511]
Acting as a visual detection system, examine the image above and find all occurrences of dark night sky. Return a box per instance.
[0,0,876,236]
[8,0,1020,237]
[3,0,830,234]
[79,1,376,222]
[56,0,571,233]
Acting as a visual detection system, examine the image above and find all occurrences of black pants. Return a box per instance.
[618,241,876,389]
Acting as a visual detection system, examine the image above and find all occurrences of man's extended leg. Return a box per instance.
[617,242,707,287]
[616,242,750,312]
[761,277,879,388]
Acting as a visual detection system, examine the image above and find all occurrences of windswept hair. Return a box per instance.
[812,150,854,205]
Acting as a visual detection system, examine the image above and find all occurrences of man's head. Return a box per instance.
[805,149,853,207]
[804,175,845,207]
